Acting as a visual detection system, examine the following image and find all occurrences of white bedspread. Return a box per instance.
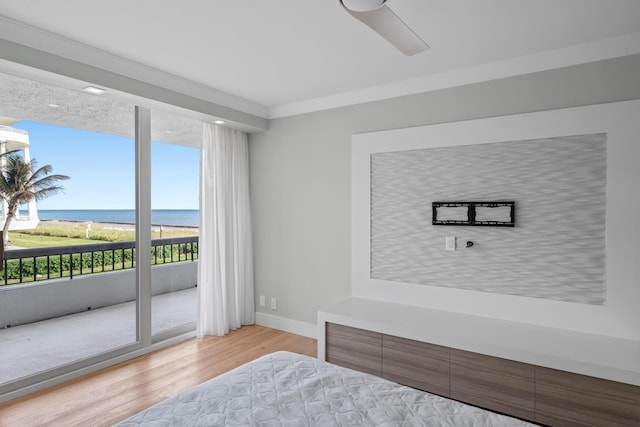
[116,351,537,426]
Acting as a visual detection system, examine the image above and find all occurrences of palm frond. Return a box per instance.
[33,185,67,201]
[31,174,70,191]
[0,152,70,210]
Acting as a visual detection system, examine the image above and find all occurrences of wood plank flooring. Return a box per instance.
[0,325,317,426]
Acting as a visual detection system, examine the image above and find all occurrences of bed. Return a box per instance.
[116,351,536,426]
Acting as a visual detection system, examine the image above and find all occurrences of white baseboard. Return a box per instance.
[255,312,317,339]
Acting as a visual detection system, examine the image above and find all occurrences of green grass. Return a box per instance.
[8,232,95,248]
[8,223,198,249]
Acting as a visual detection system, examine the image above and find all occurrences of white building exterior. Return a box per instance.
[0,125,39,231]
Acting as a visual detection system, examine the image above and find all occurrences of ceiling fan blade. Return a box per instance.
[343,3,429,56]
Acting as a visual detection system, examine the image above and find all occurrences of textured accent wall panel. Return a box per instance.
[370,134,606,304]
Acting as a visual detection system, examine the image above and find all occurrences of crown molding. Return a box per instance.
[3,14,639,123]
[268,32,640,119]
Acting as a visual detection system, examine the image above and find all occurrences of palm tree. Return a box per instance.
[0,150,69,266]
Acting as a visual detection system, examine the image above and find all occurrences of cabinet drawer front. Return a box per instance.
[450,349,535,421]
[326,323,382,376]
[535,367,640,427]
[382,334,450,397]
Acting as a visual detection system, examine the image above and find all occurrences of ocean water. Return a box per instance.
[37,209,199,227]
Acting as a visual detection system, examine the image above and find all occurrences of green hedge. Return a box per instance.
[3,243,197,282]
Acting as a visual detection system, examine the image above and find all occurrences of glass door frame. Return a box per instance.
[0,105,195,402]
[135,106,152,346]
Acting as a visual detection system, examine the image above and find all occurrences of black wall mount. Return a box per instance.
[432,201,515,227]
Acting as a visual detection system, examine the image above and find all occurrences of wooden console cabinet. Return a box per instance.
[325,322,640,426]
[325,322,381,376]
[450,348,535,421]
[383,334,450,397]
[535,366,640,426]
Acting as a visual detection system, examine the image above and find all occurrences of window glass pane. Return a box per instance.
[0,71,137,386]
[150,110,200,336]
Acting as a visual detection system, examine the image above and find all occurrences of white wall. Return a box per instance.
[352,101,640,340]
[368,133,607,304]
[249,54,640,331]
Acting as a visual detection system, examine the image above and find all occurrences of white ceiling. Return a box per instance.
[0,0,639,119]
[0,70,203,146]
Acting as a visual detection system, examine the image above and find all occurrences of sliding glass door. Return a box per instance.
[0,71,139,388]
[0,70,199,397]
[150,110,200,339]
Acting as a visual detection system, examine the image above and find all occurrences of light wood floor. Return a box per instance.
[0,325,317,426]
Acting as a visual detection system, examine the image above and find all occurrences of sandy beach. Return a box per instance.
[41,219,198,233]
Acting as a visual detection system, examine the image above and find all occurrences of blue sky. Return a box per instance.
[14,121,200,210]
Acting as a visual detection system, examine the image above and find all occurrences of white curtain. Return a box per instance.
[197,123,255,337]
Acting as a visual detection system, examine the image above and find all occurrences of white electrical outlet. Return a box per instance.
[271,297,277,310]
[445,236,456,251]
[259,295,265,307]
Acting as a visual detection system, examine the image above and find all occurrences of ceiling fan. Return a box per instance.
[339,0,429,56]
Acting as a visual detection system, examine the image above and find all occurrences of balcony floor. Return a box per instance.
[0,287,197,385]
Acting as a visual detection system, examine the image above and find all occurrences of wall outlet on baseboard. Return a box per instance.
[271,297,277,311]
[259,295,266,307]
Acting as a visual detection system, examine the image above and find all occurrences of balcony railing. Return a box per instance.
[2,236,198,286]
